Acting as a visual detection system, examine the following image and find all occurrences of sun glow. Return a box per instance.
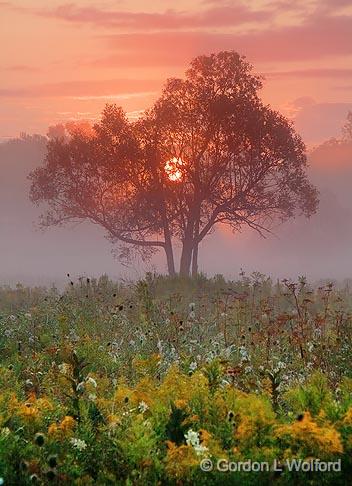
[165,157,184,181]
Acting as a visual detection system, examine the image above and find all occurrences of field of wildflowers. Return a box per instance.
[0,272,352,485]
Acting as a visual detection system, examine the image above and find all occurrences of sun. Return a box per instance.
[165,157,184,182]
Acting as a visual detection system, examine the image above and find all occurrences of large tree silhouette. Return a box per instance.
[29,51,318,276]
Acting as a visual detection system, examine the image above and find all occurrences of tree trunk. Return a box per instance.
[179,238,193,276]
[164,238,176,276]
[191,205,200,277]
[191,241,198,277]
[191,218,200,277]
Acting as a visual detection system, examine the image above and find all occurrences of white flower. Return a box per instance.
[276,361,286,370]
[70,438,87,451]
[58,363,70,375]
[86,377,97,388]
[189,302,196,311]
[1,427,10,437]
[189,361,198,372]
[184,429,208,456]
[185,429,199,446]
[194,443,209,455]
[138,401,149,413]
[76,382,85,393]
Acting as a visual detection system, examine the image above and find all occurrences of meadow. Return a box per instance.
[1,272,352,485]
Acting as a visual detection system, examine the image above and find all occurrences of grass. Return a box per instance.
[0,272,352,484]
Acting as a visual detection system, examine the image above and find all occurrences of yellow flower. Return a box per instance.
[165,442,199,479]
[60,415,76,433]
[18,403,39,421]
[174,399,187,409]
[343,407,352,426]
[48,423,59,436]
[48,415,75,437]
[107,414,121,429]
[276,412,343,455]
[199,429,211,444]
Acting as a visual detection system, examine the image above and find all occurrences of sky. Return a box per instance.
[1,0,352,145]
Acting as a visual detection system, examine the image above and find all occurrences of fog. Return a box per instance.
[1,134,352,286]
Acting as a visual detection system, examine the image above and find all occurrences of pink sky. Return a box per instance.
[1,0,352,144]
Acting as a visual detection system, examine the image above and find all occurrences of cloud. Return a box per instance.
[72,91,157,101]
[1,64,39,72]
[0,79,162,98]
[264,68,352,79]
[94,12,352,68]
[25,3,272,30]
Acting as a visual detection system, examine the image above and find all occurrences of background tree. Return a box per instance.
[30,51,318,276]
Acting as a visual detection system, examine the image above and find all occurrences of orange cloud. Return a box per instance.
[19,3,273,30]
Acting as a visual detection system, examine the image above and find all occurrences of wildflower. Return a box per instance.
[184,429,208,456]
[1,427,10,437]
[189,302,195,311]
[185,429,198,445]
[47,455,58,468]
[70,437,87,451]
[58,363,71,375]
[34,432,45,446]
[76,382,85,393]
[227,411,235,422]
[86,376,97,388]
[189,361,197,372]
[138,401,149,413]
[60,415,76,432]
[46,469,57,481]
[239,346,249,361]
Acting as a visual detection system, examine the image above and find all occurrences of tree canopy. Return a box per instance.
[29,51,318,276]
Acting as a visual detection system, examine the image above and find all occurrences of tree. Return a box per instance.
[29,51,318,276]
[30,106,178,275]
[342,111,352,141]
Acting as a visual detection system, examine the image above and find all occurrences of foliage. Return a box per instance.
[0,273,352,484]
